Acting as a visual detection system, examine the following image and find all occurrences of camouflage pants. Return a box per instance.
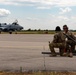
[49,42,66,56]
[66,40,75,52]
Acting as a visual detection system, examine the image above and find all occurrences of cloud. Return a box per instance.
[1,0,76,8]
[59,7,72,14]
[57,0,76,7]
[58,15,69,21]
[0,9,11,17]
[26,17,39,21]
[37,6,51,9]
[16,0,76,7]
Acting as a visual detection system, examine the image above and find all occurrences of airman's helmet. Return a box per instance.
[55,26,61,31]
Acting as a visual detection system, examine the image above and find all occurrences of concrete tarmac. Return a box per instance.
[0,34,76,72]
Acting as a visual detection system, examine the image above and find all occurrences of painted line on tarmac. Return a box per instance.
[0,46,48,49]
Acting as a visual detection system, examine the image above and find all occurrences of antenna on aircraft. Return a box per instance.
[14,19,18,23]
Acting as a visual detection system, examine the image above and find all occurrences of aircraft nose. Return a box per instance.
[21,26,23,29]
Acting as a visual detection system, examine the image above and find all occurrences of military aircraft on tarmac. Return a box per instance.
[0,20,23,34]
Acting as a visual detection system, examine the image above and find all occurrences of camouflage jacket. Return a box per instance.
[63,31,75,40]
[63,31,76,44]
[53,31,65,43]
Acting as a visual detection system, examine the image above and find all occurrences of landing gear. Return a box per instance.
[9,30,12,34]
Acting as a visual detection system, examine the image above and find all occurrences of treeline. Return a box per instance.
[20,28,55,34]
[19,28,76,34]
[22,28,76,32]
[22,28,54,31]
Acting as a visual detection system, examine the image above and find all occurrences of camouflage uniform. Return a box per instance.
[64,31,76,53]
[49,31,66,56]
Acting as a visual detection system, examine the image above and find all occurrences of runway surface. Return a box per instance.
[0,34,76,72]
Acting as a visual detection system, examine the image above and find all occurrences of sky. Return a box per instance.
[0,0,76,30]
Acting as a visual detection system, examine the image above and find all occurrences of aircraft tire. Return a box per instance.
[9,32,12,34]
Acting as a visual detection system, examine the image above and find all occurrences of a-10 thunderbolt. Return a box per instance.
[0,20,23,34]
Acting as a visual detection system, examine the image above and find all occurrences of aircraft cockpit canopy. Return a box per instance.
[12,22,18,25]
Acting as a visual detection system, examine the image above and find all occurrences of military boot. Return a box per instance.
[59,48,64,56]
[50,51,57,57]
[68,53,73,57]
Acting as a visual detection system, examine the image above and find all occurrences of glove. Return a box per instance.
[65,38,68,41]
